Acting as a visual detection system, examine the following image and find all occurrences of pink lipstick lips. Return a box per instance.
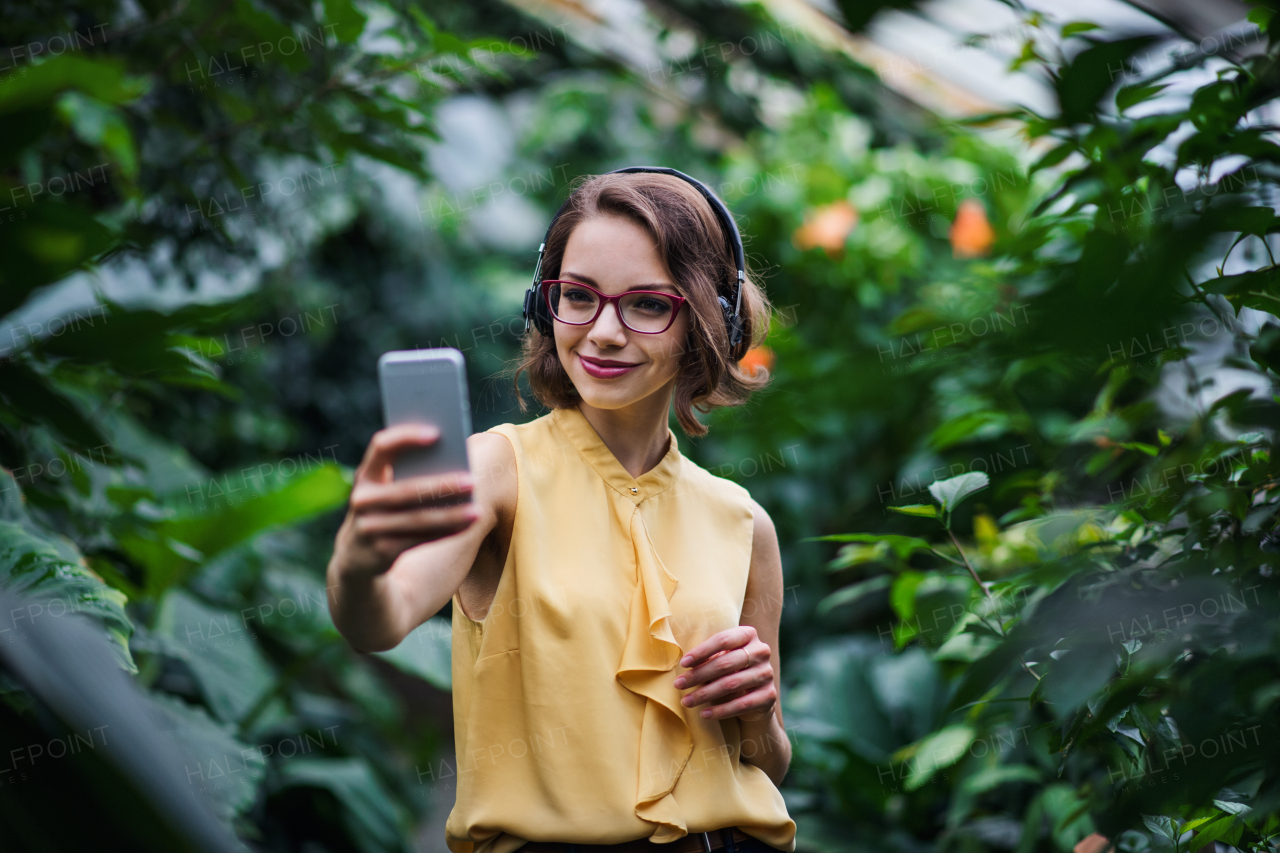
[579,354,639,379]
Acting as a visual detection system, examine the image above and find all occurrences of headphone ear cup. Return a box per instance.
[716,295,747,358]
[529,285,555,335]
[523,284,555,337]
[536,287,554,336]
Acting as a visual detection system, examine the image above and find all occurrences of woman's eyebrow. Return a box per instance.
[560,271,677,292]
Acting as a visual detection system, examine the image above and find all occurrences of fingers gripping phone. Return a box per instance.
[377,348,473,505]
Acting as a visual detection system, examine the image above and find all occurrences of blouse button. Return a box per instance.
[630,487,639,494]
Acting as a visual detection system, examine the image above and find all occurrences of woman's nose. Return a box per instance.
[587,300,629,344]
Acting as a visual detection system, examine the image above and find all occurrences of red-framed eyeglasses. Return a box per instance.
[538,279,687,334]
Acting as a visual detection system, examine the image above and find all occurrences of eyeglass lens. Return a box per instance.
[548,282,677,332]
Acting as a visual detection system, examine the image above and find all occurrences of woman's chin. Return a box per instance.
[573,372,646,408]
[576,385,638,410]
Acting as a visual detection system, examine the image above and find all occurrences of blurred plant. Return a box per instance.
[0,1,497,848]
[771,10,1280,853]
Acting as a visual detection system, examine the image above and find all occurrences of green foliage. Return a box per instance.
[749,17,1280,853]
[0,0,510,848]
[0,517,133,669]
[6,1,1280,852]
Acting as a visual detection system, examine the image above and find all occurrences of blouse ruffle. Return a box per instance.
[615,505,691,840]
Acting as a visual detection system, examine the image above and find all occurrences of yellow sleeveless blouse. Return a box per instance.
[444,404,796,853]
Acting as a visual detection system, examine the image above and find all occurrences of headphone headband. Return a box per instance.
[521,166,747,358]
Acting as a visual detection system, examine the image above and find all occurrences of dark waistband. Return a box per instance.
[519,827,767,853]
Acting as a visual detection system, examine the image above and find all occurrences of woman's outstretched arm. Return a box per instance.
[326,429,515,652]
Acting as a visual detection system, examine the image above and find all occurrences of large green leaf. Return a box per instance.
[945,630,1026,712]
[1055,36,1157,124]
[1201,267,1280,313]
[322,0,369,43]
[374,616,452,690]
[253,564,344,650]
[0,520,134,671]
[153,589,281,727]
[816,574,892,616]
[36,304,236,391]
[902,724,975,790]
[0,359,109,452]
[0,54,149,115]
[811,532,933,559]
[146,690,266,821]
[1189,814,1237,851]
[274,757,413,853]
[123,463,351,597]
[160,463,351,558]
[888,504,939,518]
[0,203,116,318]
[57,91,138,178]
[1116,82,1168,112]
[1041,641,1116,718]
[928,411,1010,450]
[928,472,989,515]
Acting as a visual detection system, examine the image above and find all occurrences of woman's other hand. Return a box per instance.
[669,500,791,785]
[673,625,777,722]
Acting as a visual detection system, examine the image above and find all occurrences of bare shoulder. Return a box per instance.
[466,430,515,470]
[747,498,783,595]
[743,499,784,674]
[749,499,780,559]
[465,431,517,514]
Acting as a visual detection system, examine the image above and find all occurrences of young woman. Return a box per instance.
[327,170,797,853]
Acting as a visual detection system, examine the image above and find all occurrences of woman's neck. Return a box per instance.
[576,391,674,480]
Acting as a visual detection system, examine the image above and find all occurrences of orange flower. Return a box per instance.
[739,345,774,377]
[793,200,858,258]
[949,198,996,258]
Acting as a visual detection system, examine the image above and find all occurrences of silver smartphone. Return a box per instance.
[377,348,473,503]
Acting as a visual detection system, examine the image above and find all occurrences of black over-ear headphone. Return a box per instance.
[521,166,746,360]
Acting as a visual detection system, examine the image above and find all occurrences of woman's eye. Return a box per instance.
[634,297,669,314]
[564,288,593,302]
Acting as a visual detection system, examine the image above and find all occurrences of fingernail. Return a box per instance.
[674,676,686,688]
[701,709,712,718]
[680,655,692,666]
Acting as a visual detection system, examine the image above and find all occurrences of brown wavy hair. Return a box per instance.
[508,171,772,437]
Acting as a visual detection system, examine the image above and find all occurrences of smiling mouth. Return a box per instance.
[579,354,640,377]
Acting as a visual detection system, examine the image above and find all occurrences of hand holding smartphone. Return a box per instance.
[377,348,473,506]
[326,349,479,647]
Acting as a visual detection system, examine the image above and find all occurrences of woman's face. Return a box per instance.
[553,214,691,413]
